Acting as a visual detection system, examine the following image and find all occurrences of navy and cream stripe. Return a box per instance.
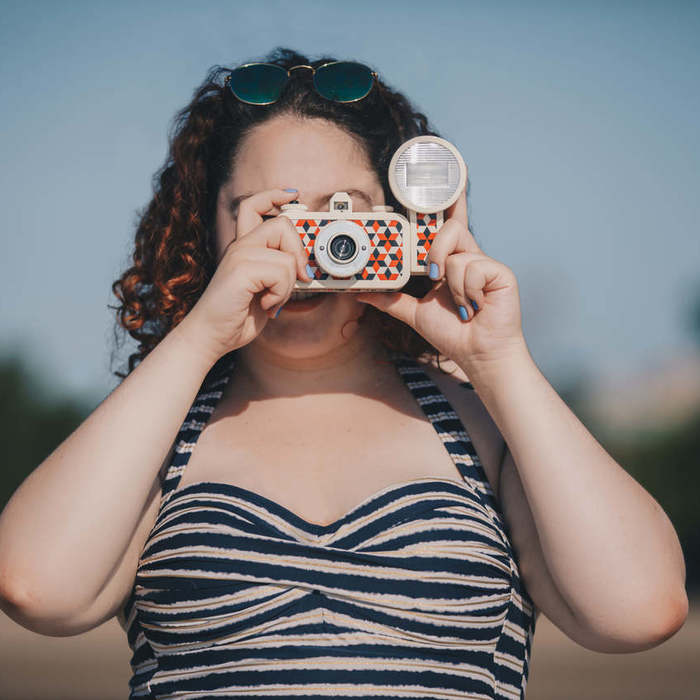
[120,350,536,699]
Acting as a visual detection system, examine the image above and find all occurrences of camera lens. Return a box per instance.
[312,220,369,278]
[328,234,356,262]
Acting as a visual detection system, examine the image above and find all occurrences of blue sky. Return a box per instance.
[1,0,699,401]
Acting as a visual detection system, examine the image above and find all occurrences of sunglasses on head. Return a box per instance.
[224,61,378,105]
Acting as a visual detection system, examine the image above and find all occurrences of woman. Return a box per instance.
[0,48,687,699]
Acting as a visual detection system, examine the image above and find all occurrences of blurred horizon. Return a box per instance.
[2,0,699,407]
[1,5,699,695]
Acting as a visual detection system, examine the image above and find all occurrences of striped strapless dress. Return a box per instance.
[119,350,536,699]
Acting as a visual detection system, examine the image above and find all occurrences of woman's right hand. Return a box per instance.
[180,188,312,363]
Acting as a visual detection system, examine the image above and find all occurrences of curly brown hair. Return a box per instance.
[110,47,474,384]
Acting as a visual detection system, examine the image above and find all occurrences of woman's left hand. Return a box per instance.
[355,188,528,371]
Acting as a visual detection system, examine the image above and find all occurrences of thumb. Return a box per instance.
[355,291,418,329]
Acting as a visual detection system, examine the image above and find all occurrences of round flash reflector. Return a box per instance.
[388,136,466,213]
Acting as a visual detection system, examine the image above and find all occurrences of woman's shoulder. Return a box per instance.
[414,355,493,438]
[415,353,473,387]
[415,354,505,496]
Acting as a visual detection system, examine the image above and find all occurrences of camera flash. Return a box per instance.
[388,136,466,213]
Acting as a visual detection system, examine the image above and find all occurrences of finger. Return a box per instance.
[426,218,473,281]
[236,214,312,283]
[428,206,486,281]
[237,247,298,316]
[445,252,501,319]
[445,181,468,227]
[278,213,315,283]
[463,259,490,310]
[237,188,300,238]
[445,253,477,320]
[354,291,419,329]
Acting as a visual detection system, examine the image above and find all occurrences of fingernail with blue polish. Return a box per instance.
[429,263,439,280]
[284,188,298,192]
[274,305,283,318]
[471,300,479,311]
[305,263,314,278]
[458,305,469,321]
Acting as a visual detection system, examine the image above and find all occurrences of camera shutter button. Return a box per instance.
[372,205,393,212]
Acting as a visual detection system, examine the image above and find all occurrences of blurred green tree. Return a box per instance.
[603,413,700,595]
[686,279,700,346]
[0,352,93,509]
[0,326,698,594]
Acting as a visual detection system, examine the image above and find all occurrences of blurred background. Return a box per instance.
[1,0,698,697]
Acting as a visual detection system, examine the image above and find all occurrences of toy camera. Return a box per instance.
[280,135,467,291]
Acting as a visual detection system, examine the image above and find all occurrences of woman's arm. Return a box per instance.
[461,341,688,647]
[0,318,218,622]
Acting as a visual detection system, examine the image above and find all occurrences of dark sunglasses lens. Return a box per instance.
[229,64,287,104]
[314,62,374,102]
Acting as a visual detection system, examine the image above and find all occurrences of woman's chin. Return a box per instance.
[259,292,366,344]
[274,291,368,317]
[281,292,334,314]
